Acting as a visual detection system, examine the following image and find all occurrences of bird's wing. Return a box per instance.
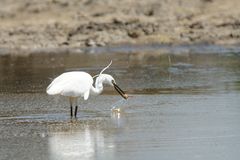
[46,72,93,97]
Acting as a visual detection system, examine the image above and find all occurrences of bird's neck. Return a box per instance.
[90,86,103,95]
[90,78,104,95]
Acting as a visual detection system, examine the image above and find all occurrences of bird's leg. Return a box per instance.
[69,97,73,117]
[74,105,78,117]
[73,97,78,118]
[71,105,73,117]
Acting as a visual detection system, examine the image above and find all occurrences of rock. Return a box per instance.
[85,39,96,47]
[128,30,143,39]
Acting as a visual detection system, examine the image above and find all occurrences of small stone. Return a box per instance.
[61,41,69,45]
[85,39,96,47]
[128,30,142,38]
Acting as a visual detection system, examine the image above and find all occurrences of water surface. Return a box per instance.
[0,45,240,160]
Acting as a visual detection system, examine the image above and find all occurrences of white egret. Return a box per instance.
[46,61,128,117]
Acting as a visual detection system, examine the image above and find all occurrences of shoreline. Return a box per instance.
[0,0,240,51]
[1,43,240,56]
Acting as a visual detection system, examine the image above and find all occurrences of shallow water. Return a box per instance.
[0,45,240,160]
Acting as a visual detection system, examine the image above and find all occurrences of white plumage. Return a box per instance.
[46,61,128,117]
[47,72,92,100]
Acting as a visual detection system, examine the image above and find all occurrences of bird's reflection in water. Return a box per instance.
[48,110,128,160]
[48,123,105,160]
[111,110,125,128]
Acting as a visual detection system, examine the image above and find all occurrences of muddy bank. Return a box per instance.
[0,0,240,49]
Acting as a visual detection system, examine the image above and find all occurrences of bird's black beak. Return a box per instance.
[112,81,128,99]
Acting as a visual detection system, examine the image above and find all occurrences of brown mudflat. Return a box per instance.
[0,0,240,50]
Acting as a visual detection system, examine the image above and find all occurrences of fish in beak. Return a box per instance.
[112,81,128,99]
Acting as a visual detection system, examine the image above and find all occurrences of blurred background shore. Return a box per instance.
[0,0,240,50]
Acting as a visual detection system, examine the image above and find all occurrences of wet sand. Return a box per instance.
[0,46,240,160]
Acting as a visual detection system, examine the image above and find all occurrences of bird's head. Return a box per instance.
[96,74,115,86]
[94,61,128,99]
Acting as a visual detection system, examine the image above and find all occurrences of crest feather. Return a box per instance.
[93,60,112,79]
